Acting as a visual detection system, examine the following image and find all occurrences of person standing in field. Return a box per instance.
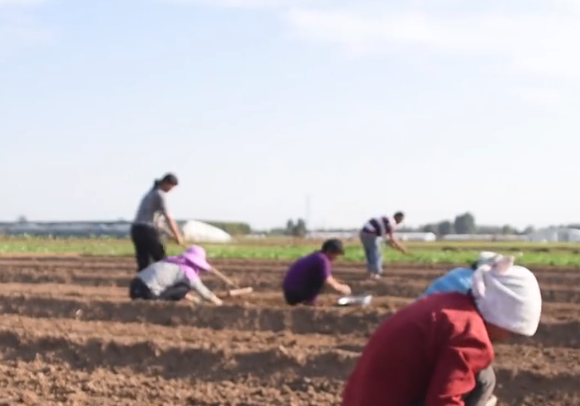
[282,239,352,306]
[341,254,542,406]
[129,245,223,305]
[359,211,407,279]
[131,173,184,272]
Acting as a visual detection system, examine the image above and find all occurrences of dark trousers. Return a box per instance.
[283,276,326,306]
[130,224,166,272]
[129,277,154,300]
[129,278,191,301]
[416,365,496,406]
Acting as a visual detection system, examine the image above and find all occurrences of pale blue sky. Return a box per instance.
[1,0,579,229]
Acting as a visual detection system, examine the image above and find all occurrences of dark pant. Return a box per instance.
[283,277,326,306]
[158,282,191,301]
[129,278,191,301]
[463,366,496,406]
[416,365,496,406]
[130,224,166,272]
[129,277,154,300]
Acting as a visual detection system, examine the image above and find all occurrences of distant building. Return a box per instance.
[442,234,528,242]
[527,227,580,243]
[0,219,233,243]
[306,230,437,242]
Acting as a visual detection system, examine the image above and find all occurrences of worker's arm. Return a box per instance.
[385,231,407,254]
[185,292,223,306]
[165,214,184,245]
[424,345,489,406]
[158,192,184,245]
[325,275,352,296]
[188,279,224,306]
[207,293,223,306]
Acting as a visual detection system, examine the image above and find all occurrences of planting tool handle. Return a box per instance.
[211,267,237,288]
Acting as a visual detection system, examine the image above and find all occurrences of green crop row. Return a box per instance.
[1,236,579,266]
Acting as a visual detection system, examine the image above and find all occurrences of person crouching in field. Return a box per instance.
[359,212,407,279]
[129,245,223,305]
[341,254,542,406]
[413,251,502,406]
[282,239,352,306]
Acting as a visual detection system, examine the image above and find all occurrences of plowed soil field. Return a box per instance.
[0,256,578,405]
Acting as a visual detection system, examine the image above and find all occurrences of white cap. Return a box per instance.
[477,251,502,267]
[472,256,542,337]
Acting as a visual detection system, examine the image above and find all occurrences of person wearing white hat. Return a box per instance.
[341,255,542,406]
[416,251,502,406]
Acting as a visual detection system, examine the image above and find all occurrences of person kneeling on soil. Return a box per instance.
[341,255,542,406]
[129,245,223,306]
[282,239,351,306]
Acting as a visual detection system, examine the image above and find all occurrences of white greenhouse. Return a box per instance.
[395,232,437,242]
[180,220,233,243]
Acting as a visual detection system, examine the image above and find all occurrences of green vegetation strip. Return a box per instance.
[1,237,579,266]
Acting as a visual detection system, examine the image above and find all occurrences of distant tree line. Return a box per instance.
[398,212,536,236]
[268,218,308,237]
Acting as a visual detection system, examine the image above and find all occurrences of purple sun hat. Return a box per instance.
[182,245,211,271]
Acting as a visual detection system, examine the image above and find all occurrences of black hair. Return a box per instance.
[153,173,178,189]
[470,261,479,270]
[394,211,405,218]
[321,238,345,255]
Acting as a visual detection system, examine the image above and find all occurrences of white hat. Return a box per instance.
[472,256,542,337]
[477,251,502,267]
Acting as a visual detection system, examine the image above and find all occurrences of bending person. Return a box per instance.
[130,173,184,272]
[415,251,502,406]
[342,255,542,406]
[129,245,223,306]
[359,211,407,279]
[283,239,351,306]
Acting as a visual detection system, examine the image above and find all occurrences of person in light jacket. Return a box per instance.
[129,245,223,306]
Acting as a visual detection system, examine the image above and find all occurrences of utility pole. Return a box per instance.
[305,194,311,229]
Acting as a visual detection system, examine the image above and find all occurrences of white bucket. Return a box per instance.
[337,294,373,307]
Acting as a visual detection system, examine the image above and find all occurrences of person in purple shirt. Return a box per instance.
[283,239,352,306]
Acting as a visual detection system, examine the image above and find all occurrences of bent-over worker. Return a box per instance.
[359,211,406,279]
[282,239,351,306]
[130,173,184,272]
[129,245,223,305]
[414,251,503,406]
[342,254,542,406]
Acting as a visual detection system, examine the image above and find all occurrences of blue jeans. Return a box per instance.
[360,231,383,275]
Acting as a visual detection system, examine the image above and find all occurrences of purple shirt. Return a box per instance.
[283,251,332,301]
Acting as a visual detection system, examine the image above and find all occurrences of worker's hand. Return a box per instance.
[175,235,186,246]
[341,284,352,296]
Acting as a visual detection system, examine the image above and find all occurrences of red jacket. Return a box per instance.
[342,293,494,406]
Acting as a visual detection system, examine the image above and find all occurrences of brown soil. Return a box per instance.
[0,257,578,405]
